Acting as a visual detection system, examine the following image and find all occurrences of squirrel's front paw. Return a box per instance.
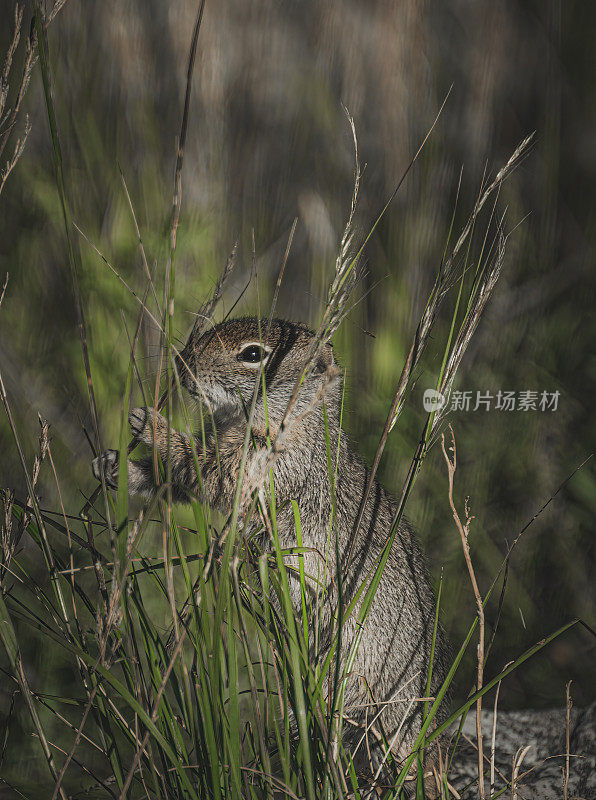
[129,407,152,443]
[129,406,169,448]
[92,449,119,489]
[128,406,158,446]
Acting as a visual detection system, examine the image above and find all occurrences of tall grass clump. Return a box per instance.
[0,4,591,799]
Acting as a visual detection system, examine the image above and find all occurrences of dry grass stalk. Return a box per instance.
[432,228,507,436]
[45,0,69,26]
[0,114,30,197]
[46,437,80,624]
[458,730,512,795]
[32,0,118,556]
[233,113,362,509]
[441,425,486,799]
[392,143,529,438]
[265,217,298,337]
[0,4,35,171]
[346,135,533,568]
[0,273,8,308]
[168,0,206,256]
[0,4,23,114]
[0,402,64,608]
[564,680,572,800]
[73,231,236,523]
[510,745,531,800]
[490,663,512,797]
[271,110,363,445]
[15,414,49,547]
[0,2,70,198]
[180,242,238,361]
[120,169,163,316]
[0,392,68,798]
[441,134,533,289]
[49,683,101,800]
[0,489,15,584]
[50,491,165,800]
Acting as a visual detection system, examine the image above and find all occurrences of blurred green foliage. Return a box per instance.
[0,0,595,788]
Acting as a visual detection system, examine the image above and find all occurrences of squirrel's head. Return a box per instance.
[175,316,340,428]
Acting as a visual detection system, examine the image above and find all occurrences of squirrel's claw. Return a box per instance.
[92,449,119,488]
[129,407,150,439]
[129,406,160,446]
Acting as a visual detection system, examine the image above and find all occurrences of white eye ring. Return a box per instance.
[236,342,272,367]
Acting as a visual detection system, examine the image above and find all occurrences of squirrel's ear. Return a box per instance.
[315,341,335,373]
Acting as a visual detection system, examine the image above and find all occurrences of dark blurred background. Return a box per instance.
[0,0,594,729]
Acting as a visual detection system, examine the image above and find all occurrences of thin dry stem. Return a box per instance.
[0,397,68,800]
[15,415,49,549]
[0,273,8,308]
[433,227,508,435]
[564,680,572,800]
[120,168,162,316]
[0,4,30,152]
[510,745,531,800]
[0,114,30,197]
[346,135,532,569]
[117,628,188,800]
[45,0,69,27]
[441,425,485,800]
[267,109,363,459]
[442,135,533,289]
[50,487,163,796]
[266,217,298,340]
[459,731,511,793]
[50,684,100,800]
[0,1,55,196]
[168,0,205,254]
[46,441,79,625]
[490,664,512,797]
[0,489,15,583]
[0,5,23,116]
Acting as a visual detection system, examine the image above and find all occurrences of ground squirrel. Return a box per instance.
[93,316,450,786]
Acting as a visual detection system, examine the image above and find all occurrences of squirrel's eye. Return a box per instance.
[237,344,266,364]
